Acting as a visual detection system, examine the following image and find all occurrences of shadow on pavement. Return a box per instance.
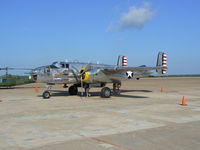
[37,89,150,99]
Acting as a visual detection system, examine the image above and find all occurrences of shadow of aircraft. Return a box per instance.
[0,87,15,89]
[120,89,152,93]
[37,89,150,99]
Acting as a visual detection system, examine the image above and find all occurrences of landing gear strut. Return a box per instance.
[113,83,121,95]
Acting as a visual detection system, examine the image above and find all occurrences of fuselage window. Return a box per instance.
[2,79,7,83]
[47,67,50,73]
[60,63,69,68]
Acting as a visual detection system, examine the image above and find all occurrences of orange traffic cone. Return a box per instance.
[180,96,187,106]
[35,87,39,93]
[160,87,164,92]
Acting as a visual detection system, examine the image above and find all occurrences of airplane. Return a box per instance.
[0,67,34,88]
[28,52,167,99]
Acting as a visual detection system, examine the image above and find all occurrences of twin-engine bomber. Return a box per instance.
[28,52,167,98]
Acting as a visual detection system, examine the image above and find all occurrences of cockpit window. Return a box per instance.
[61,64,65,68]
[61,63,69,68]
[52,62,69,68]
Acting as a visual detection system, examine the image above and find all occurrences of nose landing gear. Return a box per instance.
[43,91,51,99]
[42,85,52,99]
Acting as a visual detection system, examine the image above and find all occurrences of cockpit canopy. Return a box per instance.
[52,62,69,68]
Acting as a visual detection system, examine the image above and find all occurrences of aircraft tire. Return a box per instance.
[101,87,111,98]
[69,85,78,95]
[43,91,51,99]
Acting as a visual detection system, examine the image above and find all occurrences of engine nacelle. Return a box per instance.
[80,68,100,83]
[80,68,89,82]
[80,67,110,83]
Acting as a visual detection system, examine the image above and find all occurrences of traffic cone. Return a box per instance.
[180,96,187,106]
[160,87,164,92]
[35,87,39,93]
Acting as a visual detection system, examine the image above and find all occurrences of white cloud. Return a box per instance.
[107,2,155,31]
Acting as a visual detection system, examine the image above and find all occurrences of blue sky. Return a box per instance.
[0,0,200,75]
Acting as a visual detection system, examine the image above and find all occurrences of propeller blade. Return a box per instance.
[85,64,92,72]
[80,64,92,75]
[71,69,80,83]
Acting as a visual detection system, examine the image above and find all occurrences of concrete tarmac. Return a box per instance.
[0,77,200,150]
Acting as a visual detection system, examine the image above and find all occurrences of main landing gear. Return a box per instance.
[68,84,90,97]
[101,87,111,98]
[42,82,122,99]
[68,85,78,95]
[113,83,121,95]
[100,83,121,98]
[68,83,113,98]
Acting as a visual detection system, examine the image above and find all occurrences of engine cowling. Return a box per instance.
[80,68,90,82]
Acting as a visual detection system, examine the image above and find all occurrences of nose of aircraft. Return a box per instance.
[29,69,38,81]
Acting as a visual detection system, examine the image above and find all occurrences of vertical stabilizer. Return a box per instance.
[156,52,167,74]
[117,55,128,67]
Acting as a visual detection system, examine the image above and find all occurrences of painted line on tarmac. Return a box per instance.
[89,137,134,150]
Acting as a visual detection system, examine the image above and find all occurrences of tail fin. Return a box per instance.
[117,55,128,67]
[156,52,167,74]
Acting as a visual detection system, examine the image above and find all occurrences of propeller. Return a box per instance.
[72,64,92,97]
[82,64,92,74]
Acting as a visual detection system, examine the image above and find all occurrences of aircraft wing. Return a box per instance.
[102,66,166,73]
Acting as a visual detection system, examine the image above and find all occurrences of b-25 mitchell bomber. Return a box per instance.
[29,52,167,99]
